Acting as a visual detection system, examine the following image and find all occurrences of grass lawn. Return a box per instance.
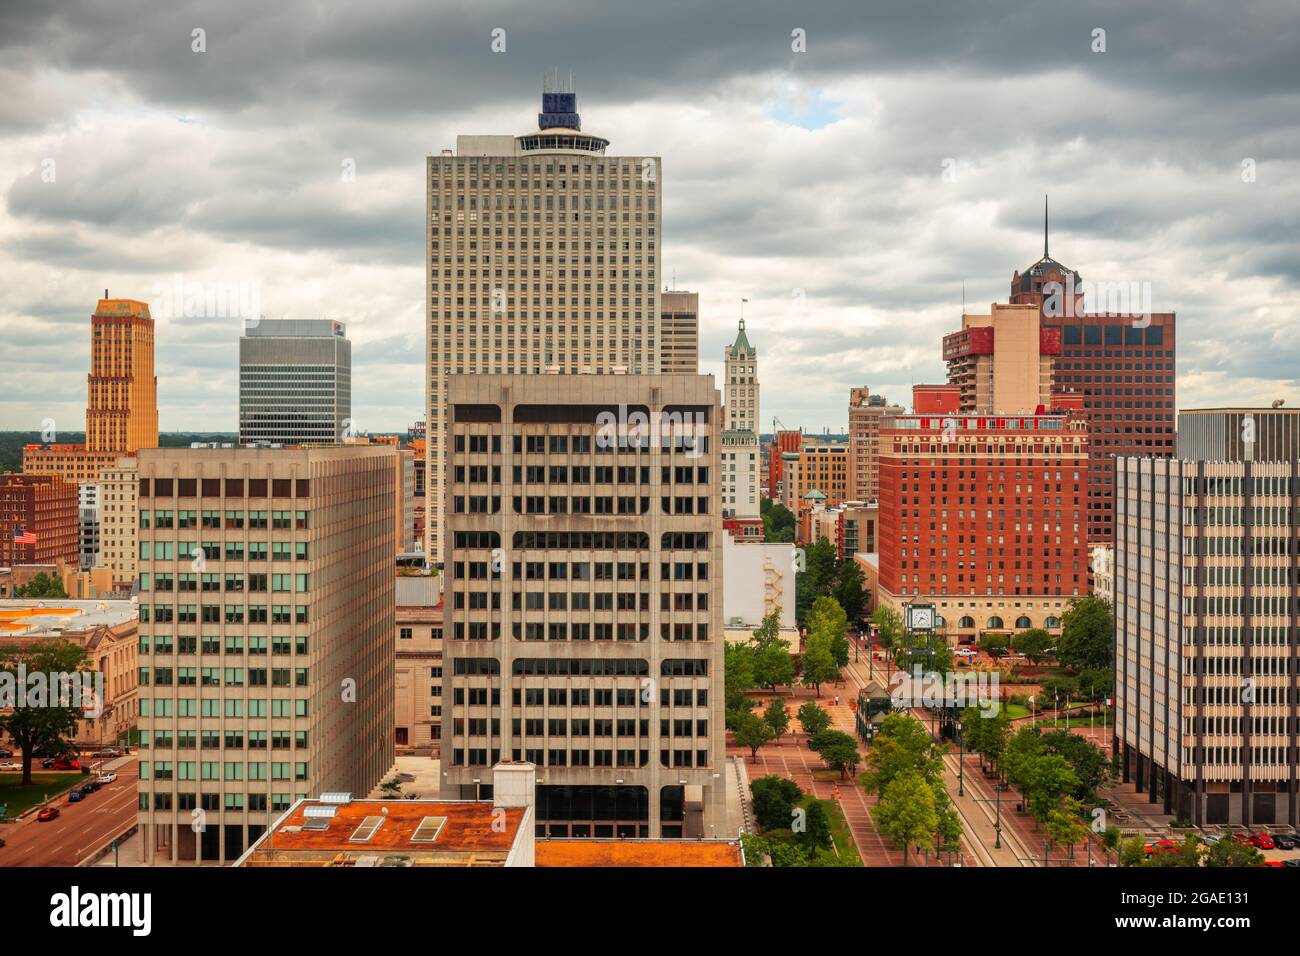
[1001,703,1029,719]
[0,772,86,819]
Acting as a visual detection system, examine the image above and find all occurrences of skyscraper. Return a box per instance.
[847,386,903,502]
[440,373,726,839]
[425,87,662,559]
[1114,452,1298,826]
[239,319,352,445]
[24,296,159,484]
[133,444,395,863]
[721,316,760,524]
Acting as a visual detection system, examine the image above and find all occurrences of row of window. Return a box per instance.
[139,605,309,624]
[140,761,308,782]
[140,635,308,655]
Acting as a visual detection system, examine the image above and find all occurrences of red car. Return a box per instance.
[1231,833,1253,845]
[1144,840,1179,855]
[1263,860,1285,867]
[1250,834,1276,850]
[51,758,79,771]
[36,806,60,822]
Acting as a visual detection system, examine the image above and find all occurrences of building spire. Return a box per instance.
[1044,194,1049,259]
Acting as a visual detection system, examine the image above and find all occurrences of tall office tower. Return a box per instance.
[876,408,1088,645]
[24,296,159,484]
[1011,208,1177,545]
[239,319,352,445]
[78,483,100,569]
[440,374,725,839]
[98,456,139,591]
[1176,406,1300,460]
[133,444,395,863]
[1115,454,1299,826]
[779,438,851,538]
[659,290,699,374]
[720,316,760,523]
[0,474,79,567]
[425,87,662,559]
[847,387,903,502]
[943,302,1059,414]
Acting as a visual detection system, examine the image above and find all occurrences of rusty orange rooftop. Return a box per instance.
[536,839,744,867]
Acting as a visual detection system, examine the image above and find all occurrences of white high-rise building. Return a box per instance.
[721,318,760,520]
[425,85,662,560]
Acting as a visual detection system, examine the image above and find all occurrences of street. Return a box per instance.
[0,757,138,867]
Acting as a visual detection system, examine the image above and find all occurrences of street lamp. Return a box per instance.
[956,720,965,797]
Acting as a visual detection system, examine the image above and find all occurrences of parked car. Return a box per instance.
[93,748,121,759]
[97,772,118,784]
[67,790,83,803]
[0,762,21,772]
[1270,834,1297,850]
[1283,859,1300,868]
[1250,834,1276,850]
[0,748,12,758]
[80,781,99,794]
[1202,834,1222,845]
[40,757,56,769]
[1263,860,1285,867]
[1144,840,1179,855]
[1231,832,1253,845]
[51,758,79,771]
[37,806,60,821]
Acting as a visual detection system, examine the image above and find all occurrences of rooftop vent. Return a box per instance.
[320,792,353,805]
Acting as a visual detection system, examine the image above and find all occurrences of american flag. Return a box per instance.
[13,527,37,545]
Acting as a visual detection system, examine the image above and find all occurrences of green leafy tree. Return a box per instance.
[978,632,1011,658]
[862,713,944,794]
[724,641,756,726]
[763,697,790,742]
[833,559,865,625]
[761,498,796,543]
[734,710,776,760]
[795,539,838,628]
[810,729,861,779]
[0,638,88,784]
[14,572,69,599]
[1076,668,1114,703]
[796,701,830,739]
[1020,754,1080,824]
[799,631,840,697]
[962,704,1011,773]
[871,606,904,654]
[750,775,804,831]
[875,769,938,865]
[753,642,795,691]
[1204,838,1264,868]
[1014,628,1053,664]
[1039,729,1113,801]
[797,800,833,852]
[1057,594,1113,671]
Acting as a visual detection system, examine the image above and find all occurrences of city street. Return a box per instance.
[0,757,137,867]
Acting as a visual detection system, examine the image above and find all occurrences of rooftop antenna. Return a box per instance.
[740,297,748,330]
[1044,194,1049,259]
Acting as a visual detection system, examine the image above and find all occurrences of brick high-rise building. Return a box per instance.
[1115,453,1300,826]
[877,411,1088,644]
[943,303,1059,415]
[133,444,395,863]
[659,290,699,374]
[847,387,903,502]
[440,374,726,839]
[0,474,79,567]
[425,87,661,560]
[1010,209,1176,544]
[24,297,160,485]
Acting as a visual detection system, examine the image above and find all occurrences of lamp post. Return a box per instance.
[956,719,965,797]
[973,782,1004,849]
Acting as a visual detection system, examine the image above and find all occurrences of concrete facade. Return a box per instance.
[239,319,352,445]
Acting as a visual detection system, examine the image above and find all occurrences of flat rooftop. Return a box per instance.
[0,600,136,636]
[239,799,528,867]
[536,839,743,867]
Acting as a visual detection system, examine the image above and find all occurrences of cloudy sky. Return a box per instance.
[1,0,1297,435]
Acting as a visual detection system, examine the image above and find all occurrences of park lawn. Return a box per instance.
[1001,703,1029,719]
[801,796,862,867]
[0,771,86,818]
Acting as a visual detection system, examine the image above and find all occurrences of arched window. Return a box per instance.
[1044,616,1061,629]
[1015,615,1032,629]
[986,616,1004,629]
[958,616,975,629]
[934,615,947,629]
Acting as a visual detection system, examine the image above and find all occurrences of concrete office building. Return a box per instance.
[98,456,139,592]
[133,444,395,863]
[1114,454,1300,825]
[440,374,725,840]
[395,570,444,755]
[659,290,699,374]
[720,317,760,523]
[425,87,662,559]
[1176,406,1300,461]
[239,319,352,445]
[847,387,903,502]
[78,483,100,569]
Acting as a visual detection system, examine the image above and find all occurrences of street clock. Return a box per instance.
[906,604,936,632]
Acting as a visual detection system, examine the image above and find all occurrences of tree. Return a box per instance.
[808,596,850,669]
[862,713,944,794]
[962,704,1010,773]
[797,800,833,852]
[1019,754,1079,824]
[750,775,804,831]
[1014,628,1053,664]
[1205,838,1264,868]
[761,498,796,543]
[753,642,795,691]
[875,769,938,865]
[833,559,865,625]
[0,638,89,784]
[871,606,904,654]
[799,630,840,697]
[734,711,775,760]
[1057,594,1113,671]
[763,697,790,742]
[978,632,1011,658]
[1039,729,1113,801]
[14,572,69,599]
[724,641,756,727]
[379,777,404,797]
[1076,668,1114,703]
[810,729,861,779]
[1045,798,1091,858]
[795,539,838,628]
[796,701,830,739]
